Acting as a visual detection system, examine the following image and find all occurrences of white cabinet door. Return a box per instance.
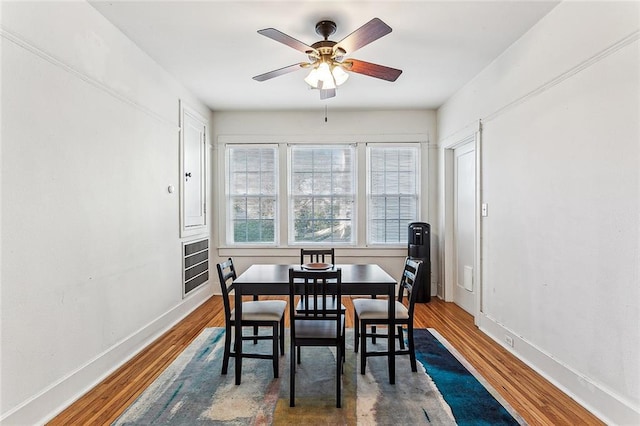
[180,102,208,237]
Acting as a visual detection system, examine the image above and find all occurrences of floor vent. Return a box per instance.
[183,238,209,296]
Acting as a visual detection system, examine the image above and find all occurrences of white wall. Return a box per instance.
[1,2,212,424]
[211,110,437,283]
[437,2,639,424]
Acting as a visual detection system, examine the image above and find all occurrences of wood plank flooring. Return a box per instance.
[48,296,603,425]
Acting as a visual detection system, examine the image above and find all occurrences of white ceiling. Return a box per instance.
[89,1,559,111]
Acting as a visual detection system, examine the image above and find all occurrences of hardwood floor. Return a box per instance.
[48,296,603,425]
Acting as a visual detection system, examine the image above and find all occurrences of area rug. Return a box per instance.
[113,328,526,425]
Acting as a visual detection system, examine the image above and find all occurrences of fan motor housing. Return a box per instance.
[315,20,337,39]
[311,40,336,54]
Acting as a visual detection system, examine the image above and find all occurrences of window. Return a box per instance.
[226,145,277,244]
[289,145,356,244]
[367,144,420,244]
[223,142,423,247]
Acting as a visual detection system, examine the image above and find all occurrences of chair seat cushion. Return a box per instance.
[231,300,286,322]
[353,298,409,320]
[295,316,345,339]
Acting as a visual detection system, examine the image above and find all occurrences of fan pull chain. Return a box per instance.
[325,105,328,123]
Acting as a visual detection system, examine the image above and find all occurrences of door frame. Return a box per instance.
[441,122,482,324]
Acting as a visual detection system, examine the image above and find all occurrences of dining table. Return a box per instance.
[231,263,399,385]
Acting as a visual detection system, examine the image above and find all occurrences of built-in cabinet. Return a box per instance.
[179,101,208,238]
[179,101,209,297]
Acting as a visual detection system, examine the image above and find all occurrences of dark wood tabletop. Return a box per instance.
[232,263,399,385]
[232,263,397,295]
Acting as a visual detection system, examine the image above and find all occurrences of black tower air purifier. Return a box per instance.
[408,222,431,302]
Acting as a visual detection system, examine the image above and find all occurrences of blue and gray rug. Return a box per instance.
[113,328,525,425]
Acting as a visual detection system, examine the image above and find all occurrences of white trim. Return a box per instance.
[218,133,430,145]
[474,123,483,319]
[287,144,357,245]
[365,143,422,246]
[224,144,280,246]
[440,121,482,325]
[478,314,640,425]
[217,137,431,249]
[218,247,407,258]
[0,27,177,129]
[483,30,640,124]
[1,292,211,425]
[179,100,209,238]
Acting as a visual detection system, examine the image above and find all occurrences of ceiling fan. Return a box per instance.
[252,18,402,100]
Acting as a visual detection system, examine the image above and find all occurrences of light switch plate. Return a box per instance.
[481,203,488,217]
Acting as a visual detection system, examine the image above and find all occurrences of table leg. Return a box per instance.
[388,287,395,384]
[234,288,242,385]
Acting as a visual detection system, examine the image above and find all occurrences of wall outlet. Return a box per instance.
[505,335,514,347]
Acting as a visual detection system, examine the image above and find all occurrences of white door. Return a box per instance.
[180,104,208,237]
[453,142,476,315]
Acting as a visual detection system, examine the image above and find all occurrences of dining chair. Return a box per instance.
[297,248,344,363]
[217,258,286,380]
[300,248,335,265]
[353,257,423,374]
[289,267,344,408]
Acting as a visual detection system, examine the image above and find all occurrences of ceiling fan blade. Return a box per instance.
[334,18,392,55]
[257,28,316,54]
[345,59,402,82]
[319,88,336,100]
[252,63,306,82]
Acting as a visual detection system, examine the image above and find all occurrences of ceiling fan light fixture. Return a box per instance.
[255,18,401,100]
[304,68,320,87]
[305,61,338,90]
[316,62,335,89]
[332,65,349,86]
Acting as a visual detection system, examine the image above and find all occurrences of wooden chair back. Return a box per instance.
[290,268,342,320]
[216,258,237,322]
[300,248,335,265]
[397,258,422,319]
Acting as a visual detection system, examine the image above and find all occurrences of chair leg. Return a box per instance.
[371,295,377,344]
[290,340,296,407]
[354,312,359,353]
[360,323,367,375]
[253,325,259,344]
[398,325,405,350]
[279,317,285,355]
[273,323,279,378]
[408,323,417,372]
[221,324,232,375]
[297,345,301,364]
[336,342,342,408]
[342,320,346,364]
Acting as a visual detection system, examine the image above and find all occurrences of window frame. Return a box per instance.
[221,140,426,249]
[287,144,357,246]
[366,143,421,246]
[224,144,279,246]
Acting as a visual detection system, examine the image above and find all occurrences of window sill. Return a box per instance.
[218,246,407,258]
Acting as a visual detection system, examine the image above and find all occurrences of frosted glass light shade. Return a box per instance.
[304,68,320,87]
[332,66,349,86]
[316,62,335,89]
[305,62,347,90]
